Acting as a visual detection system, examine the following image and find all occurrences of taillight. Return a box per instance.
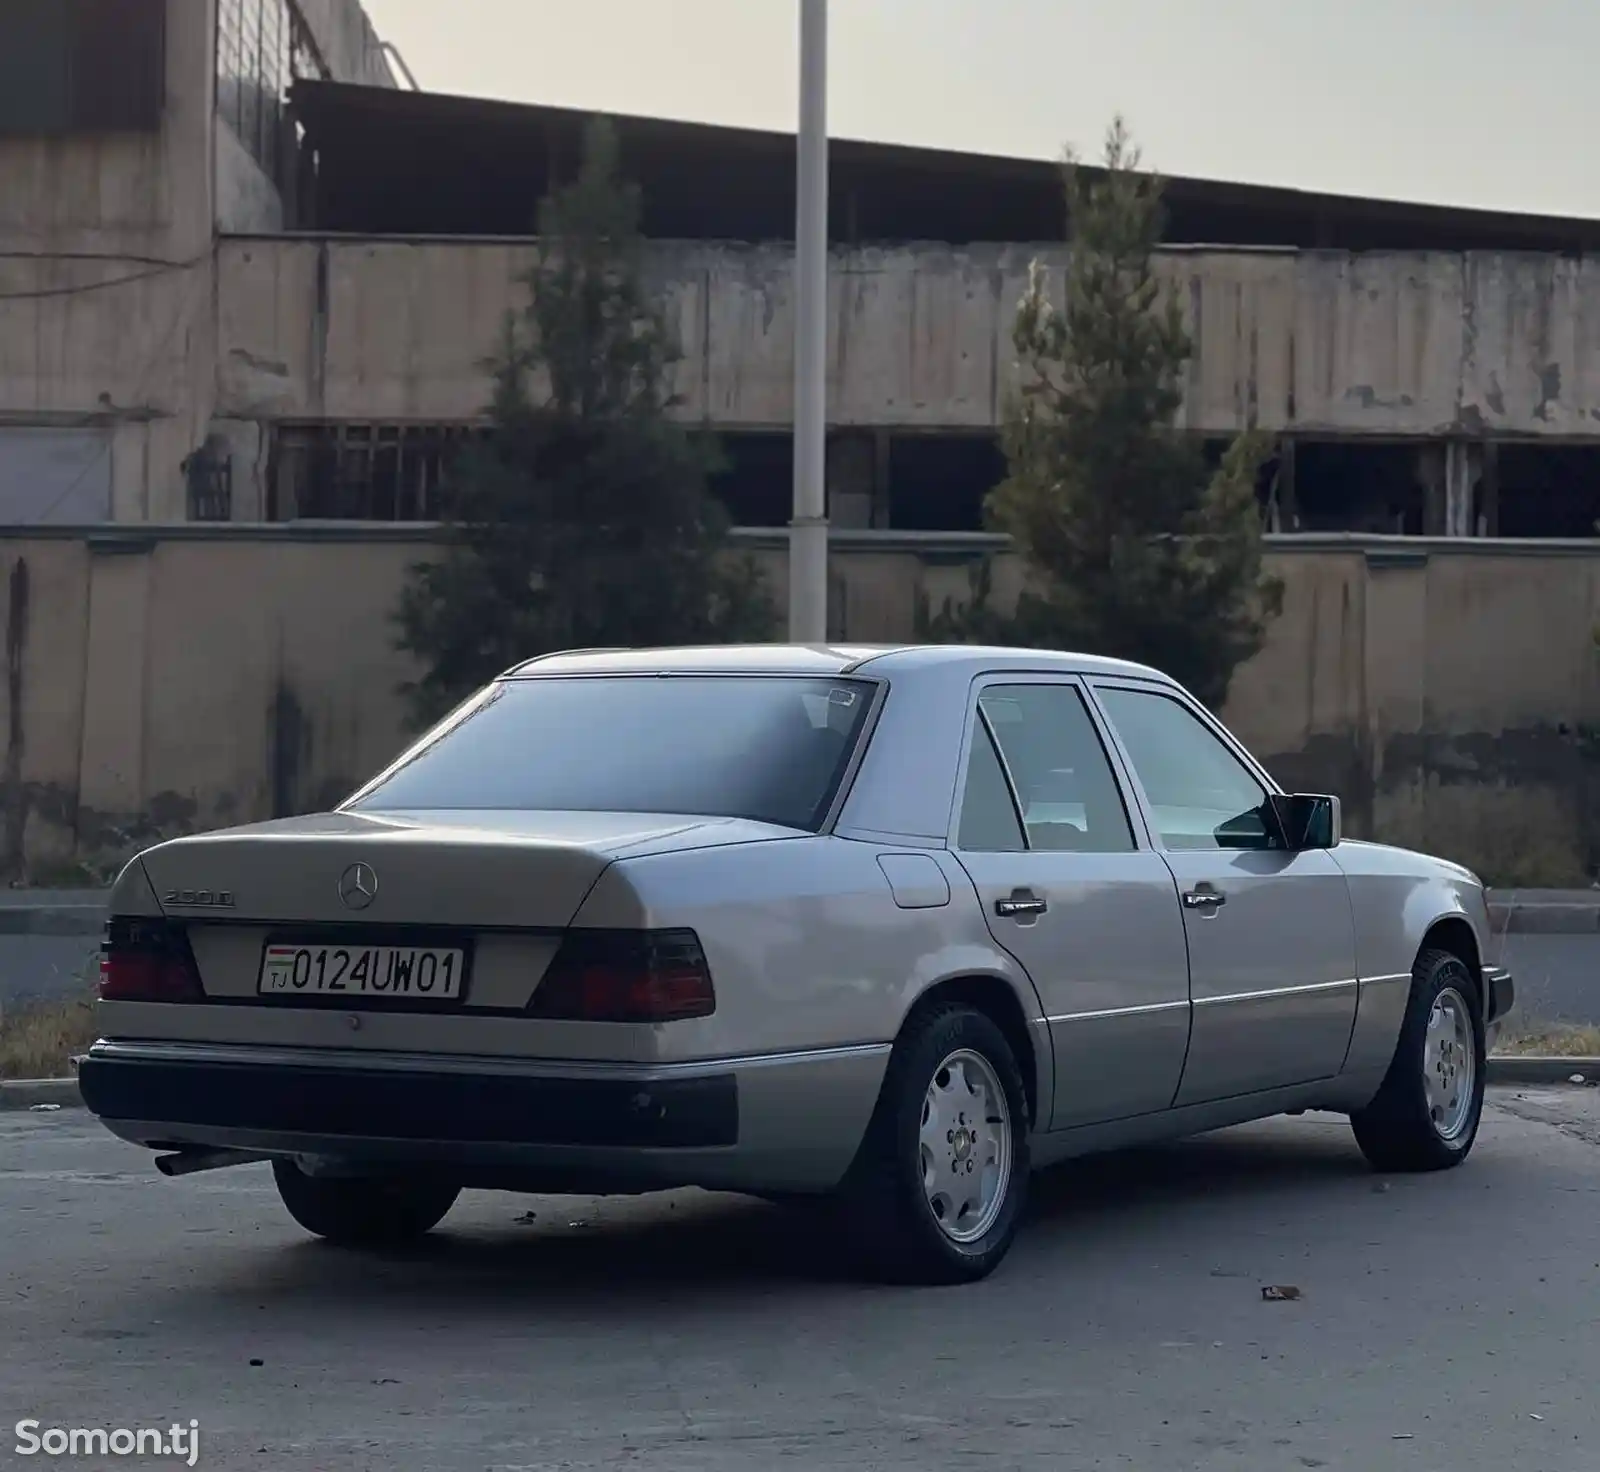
[99,918,204,1003]
[528,929,716,1023]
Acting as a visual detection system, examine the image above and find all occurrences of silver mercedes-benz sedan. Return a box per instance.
[79,644,1514,1284]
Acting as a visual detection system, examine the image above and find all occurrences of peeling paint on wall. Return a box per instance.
[215,240,1600,440]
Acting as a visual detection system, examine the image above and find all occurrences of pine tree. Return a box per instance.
[395,116,774,726]
[926,119,1282,711]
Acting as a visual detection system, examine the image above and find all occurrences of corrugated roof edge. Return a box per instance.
[288,78,1600,245]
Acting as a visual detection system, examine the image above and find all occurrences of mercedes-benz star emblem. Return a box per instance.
[338,862,378,911]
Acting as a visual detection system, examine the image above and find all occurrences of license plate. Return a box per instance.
[257,944,466,1001]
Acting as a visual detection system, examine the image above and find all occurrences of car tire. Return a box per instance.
[271,1160,461,1246]
[1350,947,1486,1173]
[834,1003,1030,1285]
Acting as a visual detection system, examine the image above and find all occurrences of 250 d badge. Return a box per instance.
[162,888,235,909]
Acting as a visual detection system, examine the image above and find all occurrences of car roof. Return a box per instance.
[504,643,1172,683]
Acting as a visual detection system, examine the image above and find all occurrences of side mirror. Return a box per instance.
[1267,793,1341,850]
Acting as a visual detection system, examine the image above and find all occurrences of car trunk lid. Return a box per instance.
[136,809,786,930]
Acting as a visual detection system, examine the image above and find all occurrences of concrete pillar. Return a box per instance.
[1444,440,1483,538]
[1478,442,1500,537]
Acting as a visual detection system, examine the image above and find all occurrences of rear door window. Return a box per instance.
[956,683,1136,853]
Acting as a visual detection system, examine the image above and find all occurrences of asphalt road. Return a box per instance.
[4,1094,1600,1470]
[8,930,1600,1029]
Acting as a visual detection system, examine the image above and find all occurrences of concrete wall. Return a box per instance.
[0,0,218,524]
[216,238,1600,441]
[2,528,1597,887]
[215,122,286,234]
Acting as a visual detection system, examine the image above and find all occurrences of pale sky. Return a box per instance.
[362,0,1598,219]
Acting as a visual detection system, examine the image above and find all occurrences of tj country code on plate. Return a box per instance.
[258,944,466,999]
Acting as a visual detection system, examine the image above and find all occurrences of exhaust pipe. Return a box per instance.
[155,1148,271,1178]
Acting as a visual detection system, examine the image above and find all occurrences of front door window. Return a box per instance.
[1095,688,1271,851]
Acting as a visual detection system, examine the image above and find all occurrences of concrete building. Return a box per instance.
[225,89,1600,544]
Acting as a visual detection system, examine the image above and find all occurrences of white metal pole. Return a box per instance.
[789,0,830,644]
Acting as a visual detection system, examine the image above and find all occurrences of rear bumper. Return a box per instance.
[81,1046,737,1148]
[79,1039,890,1195]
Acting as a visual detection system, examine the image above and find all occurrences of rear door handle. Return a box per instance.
[1182,888,1226,910]
[996,890,1047,918]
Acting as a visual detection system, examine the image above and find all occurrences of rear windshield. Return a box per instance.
[349,675,877,832]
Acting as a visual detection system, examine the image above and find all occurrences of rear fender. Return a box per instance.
[898,953,1054,1131]
[895,853,1052,1127]
[108,856,163,917]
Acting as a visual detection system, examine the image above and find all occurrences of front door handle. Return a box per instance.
[996,890,1048,919]
[1182,888,1226,910]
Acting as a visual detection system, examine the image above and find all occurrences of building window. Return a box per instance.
[0,0,166,136]
[217,0,326,184]
[269,424,487,520]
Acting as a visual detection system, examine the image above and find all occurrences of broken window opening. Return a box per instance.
[1287,440,1425,535]
[1495,444,1600,538]
[709,430,1005,533]
[887,434,1005,532]
[704,432,794,528]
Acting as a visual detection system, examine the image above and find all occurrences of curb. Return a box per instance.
[0,1077,82,1110]
[4,1058,1599,1112]
[1484,1056,1600,1086]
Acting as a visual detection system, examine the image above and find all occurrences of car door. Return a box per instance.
[950,678,1193,1130]
[1090,681,1359,1105]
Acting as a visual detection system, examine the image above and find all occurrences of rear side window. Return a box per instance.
[957,720,1027,852]
[349,676,876,832]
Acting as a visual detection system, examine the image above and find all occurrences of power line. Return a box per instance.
[0,249,198,268]
[0,250,208,303]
